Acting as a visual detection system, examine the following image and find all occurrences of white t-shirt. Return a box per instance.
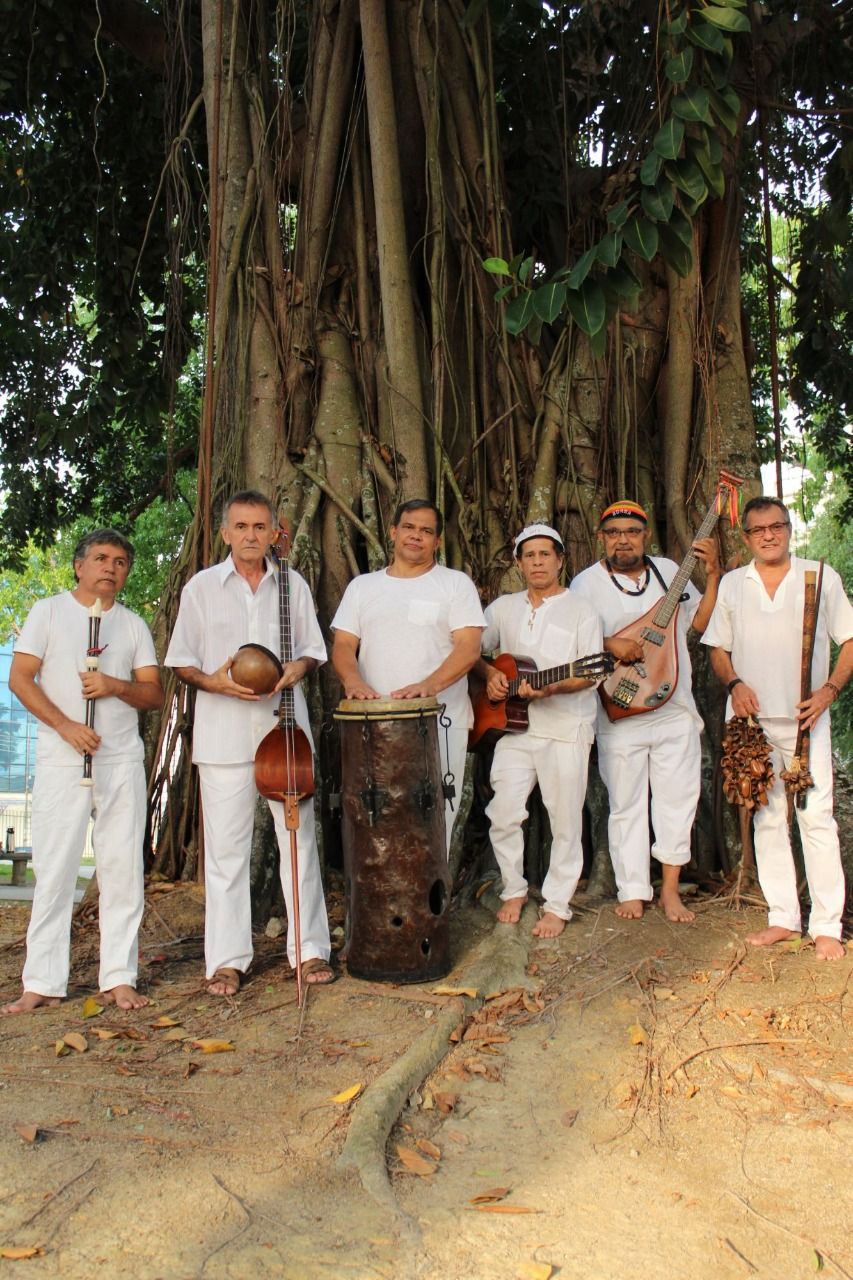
[330,564,486,728]
[569,556,702,732]
[15,592,158,766]
[481,589,602,743]
[165,555,327,764]
[702,556,853,720]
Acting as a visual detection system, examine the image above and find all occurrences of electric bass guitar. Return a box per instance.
[598,470,743,722]
[469,650,615,751]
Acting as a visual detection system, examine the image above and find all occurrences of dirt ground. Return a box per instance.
[0,880,851,1280]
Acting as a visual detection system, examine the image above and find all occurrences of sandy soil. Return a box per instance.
[0,882,850,1280]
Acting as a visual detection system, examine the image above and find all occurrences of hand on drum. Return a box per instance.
[391,681,437,700]
[344,678,381,700]
[217,658,261,700]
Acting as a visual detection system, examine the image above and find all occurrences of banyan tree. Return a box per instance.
[1,0,850,889]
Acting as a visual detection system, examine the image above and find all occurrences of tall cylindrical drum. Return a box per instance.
[334,697,451,982]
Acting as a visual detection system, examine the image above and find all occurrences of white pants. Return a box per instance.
[23,760,147,997]
[597,712,701,902]
[442,725,469,856]
[198,763,331,977]
[753,716,844,939]
[486,733,591,920]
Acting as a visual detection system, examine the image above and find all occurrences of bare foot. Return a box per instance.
[615,899,644,920]
[496,895,527,924]
[206,967,242,997]
[659,887,695,923]
[101,984,149,1010]
[814,936,845,961]
[745,926,800,948]
[1,991,62,1016]
[532,911,566,938]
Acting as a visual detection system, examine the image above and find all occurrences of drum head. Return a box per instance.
[334,695,440,721]
[230,643,283,695]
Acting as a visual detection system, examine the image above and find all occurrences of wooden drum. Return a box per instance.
[334,697,451,983]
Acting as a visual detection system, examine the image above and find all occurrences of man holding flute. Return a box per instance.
[2,530,162,1014]
[704,498,853,960]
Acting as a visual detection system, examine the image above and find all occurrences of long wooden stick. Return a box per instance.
[81,598,103,787]
[782,562,824,811]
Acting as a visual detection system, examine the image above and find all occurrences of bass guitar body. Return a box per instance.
[598,607,680,721]
[469,654,538,751]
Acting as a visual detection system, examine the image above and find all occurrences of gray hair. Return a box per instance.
[220,489,278,526]
[72,529,135,580]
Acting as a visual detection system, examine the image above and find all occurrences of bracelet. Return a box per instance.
[726,677,743,694]
[824,681,841,702]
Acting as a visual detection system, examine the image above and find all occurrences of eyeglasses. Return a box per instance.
[601,527,645,538]
[742,522,790,537]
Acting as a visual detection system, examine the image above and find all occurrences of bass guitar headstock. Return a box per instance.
[716,469,745,527]
[269,523,291,565]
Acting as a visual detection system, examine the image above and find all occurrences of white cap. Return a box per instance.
[513,524,564,556]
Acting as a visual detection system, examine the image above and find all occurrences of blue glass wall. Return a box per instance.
[0,641,37,794]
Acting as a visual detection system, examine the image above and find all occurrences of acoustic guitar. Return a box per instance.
[469,650,615,751]
[599,470,742,722]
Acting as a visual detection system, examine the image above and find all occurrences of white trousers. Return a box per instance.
[442,726,469,856]
[753,716,844,939]
[597,713,701,902]
[486,733,591,920]
[198,763,331,977]
[23,760,147,997]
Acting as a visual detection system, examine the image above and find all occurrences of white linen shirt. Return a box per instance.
[701,556,853,720]
[165,555,326,764]
[481,589,602,743]
[15,591,157,766]
[330,563,486,727]
[569,556,702,732]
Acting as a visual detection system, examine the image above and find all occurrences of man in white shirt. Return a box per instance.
[570,500,721,922]
[2,530,162,1015]
[704,496,853,960]
[331,500,485,853]
[475,525,603,936]
[166,491,332,994]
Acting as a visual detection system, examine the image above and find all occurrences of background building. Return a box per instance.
[0,640,37,845]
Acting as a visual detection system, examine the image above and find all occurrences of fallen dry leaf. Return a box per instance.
[469,1187,510,1204]
[433,1091,458,1115]
[183,1062,199,1080]
[54,1040,70,1058]
[81,996,103,1019]
[150,1016,182,1028]
[330,1082,364,1104]
[628,1023,648,1046]
[63,1032,87,1054]
[396,1145,436,1177]
[92,1029,121,1041]
[13,1123,38,1144]
[162,1028,189,1042]
[462,1026,510,1045]
[560,1109,579,1128]
[431,985,478,998]
[470,1204,541,1215]
[518,1263,554,1280]
[0,1246,45,1259]
[416,1138,441,1160]
[190,1039,235,1054]
[720,1085,744,1099]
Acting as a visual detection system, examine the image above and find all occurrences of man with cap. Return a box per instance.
[570,501,721,922]
[475,525,603,936]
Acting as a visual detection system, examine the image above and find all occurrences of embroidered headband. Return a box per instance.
[599,500,648,526]
[513,523,565,556]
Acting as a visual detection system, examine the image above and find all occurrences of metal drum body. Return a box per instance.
[335,697,451,983]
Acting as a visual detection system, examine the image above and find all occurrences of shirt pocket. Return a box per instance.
[408,600,441,627]
[540,622,573,663]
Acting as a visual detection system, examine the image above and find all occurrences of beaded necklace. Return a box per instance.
[604,556,651,596]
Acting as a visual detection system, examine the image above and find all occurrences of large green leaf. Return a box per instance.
[708,86,739,135]
[641,182,675,223]
[664,158,708,202]
[665,48,694,84]
[672,87,713,125]
[597,231,622,268]
[607,200,631,229]
[701,4,750,32]
[518,256,534,284]
[668,207,695,249]
[566,280,606,336]
[653,116,685,160]
[504,291,535,335]
[657,223,694,278]
[603,261,642,307]
[532,280,568,323]
[589,325,609,359]
[567,246,598,290]
[640,150,664,186]
[692,145,725,198]
[663,8,688,35]
[624,217,659,262]
[687,20,725,52]
[681,187,709,216]
[482,257,510,276]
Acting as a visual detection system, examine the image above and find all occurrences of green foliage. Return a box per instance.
[0,472,195,641]
[487,0,748,337]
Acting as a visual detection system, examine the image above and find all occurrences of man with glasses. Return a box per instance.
[704,497,852,960]
[570,500,721,922]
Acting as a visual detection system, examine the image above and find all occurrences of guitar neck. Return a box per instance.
[652,495,724,627]
[277,555,296,724]
[507,661,577,696]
